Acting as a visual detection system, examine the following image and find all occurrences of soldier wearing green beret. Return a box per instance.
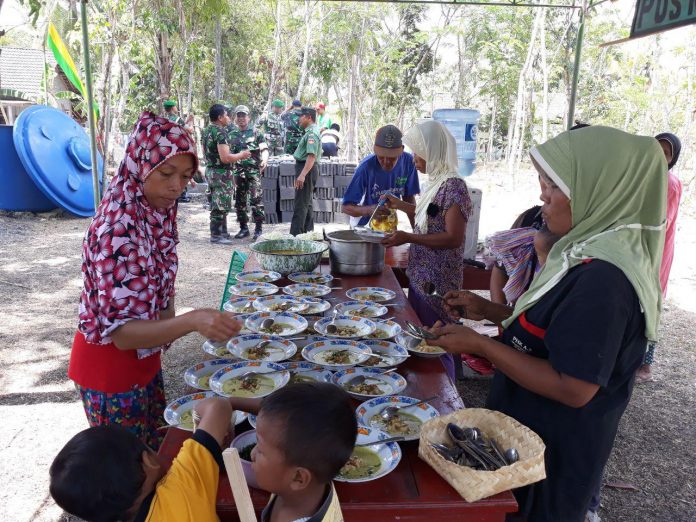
[290,107,321,236]
[229,105,268,240]
[256,99,286,156]
[202,104,252,244]
[281,99,304,155]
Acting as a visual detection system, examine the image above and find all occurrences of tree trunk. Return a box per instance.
[539,8,549,142]
[487,96,497,163]
[506,8,543,174]
[345,51,361,162]
[214,20,222,100]
[265,0,283,112]
[155,29,172,108]
[295,0,312,100]
[186,59,194,114]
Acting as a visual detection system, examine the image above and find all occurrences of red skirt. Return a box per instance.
[68,331,162,393]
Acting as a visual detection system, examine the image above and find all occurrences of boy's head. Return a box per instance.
[50,426,163,522]
[534,225,562,266]
[253,382,357,494]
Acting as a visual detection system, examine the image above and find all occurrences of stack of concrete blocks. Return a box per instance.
[278,157,297,223]
[332,161,356,225]
[312,159,336,224]
[261,158,280,224]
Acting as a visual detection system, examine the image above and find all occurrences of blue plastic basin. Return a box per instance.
[0,125,57,212]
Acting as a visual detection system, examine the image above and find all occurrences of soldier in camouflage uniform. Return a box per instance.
[202,104,251,244]
[281,99,304,155]
[163,100,195,202]
[256,99,285,156]
[229,105,269,240]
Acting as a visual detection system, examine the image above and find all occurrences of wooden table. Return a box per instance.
[385,244,492,291]
[158,258,517,521]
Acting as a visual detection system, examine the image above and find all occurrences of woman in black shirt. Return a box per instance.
[428,126,667,521]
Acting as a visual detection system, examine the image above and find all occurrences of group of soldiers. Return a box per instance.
[200,99,320,244]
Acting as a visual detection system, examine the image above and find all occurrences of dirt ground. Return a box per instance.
[0,165,693,521]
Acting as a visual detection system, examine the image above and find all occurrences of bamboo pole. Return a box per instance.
[79,0,101,210]
[567,0,588,130]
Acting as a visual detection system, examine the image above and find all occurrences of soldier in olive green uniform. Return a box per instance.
[281,99,304,155]
[229,105,269,240]
[202,104,251,244]
[290,107,321,236]
[256,99,285,156]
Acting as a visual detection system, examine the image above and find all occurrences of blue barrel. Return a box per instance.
[0,125,57,212]
[433,108,480,177]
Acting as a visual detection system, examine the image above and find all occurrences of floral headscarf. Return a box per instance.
[78,112,198,358]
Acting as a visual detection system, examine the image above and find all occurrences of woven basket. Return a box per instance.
[418,408,546,503]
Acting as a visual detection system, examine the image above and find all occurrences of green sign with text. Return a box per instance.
[631,0,696,37]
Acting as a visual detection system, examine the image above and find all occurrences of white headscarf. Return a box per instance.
[402,120,460,232]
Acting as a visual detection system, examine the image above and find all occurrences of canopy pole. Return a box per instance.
[79,0,101,211]
[567,0,588,130]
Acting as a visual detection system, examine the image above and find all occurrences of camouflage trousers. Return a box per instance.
[206,167,235,212]
[234,171,264,225]
[284,136,301,155]
[266,138,284,157]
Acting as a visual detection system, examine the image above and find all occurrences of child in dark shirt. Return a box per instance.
[253,382,357,522]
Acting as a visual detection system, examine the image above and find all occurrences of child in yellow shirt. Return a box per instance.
[50,396,234,522]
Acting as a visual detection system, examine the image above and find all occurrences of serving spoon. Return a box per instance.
[379,395,438,422]
[356,436,405,447]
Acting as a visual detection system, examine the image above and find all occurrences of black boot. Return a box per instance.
[234,224,250,239]
[210,222,233,244]
[252,223,263,241]
[220,219,232,240]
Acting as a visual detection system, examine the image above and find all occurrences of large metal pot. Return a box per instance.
[323,230,385,276]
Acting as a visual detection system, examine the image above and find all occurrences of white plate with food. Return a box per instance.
[202,339,235,358]
[223,296,258,314]
[229,282,279,297]
[335,300,388,319]
[313,315,376,339]
[210,361,289,398]
[335,426,402,483]
[396,332,446,358]
[356,395,440,441]
[298,297,331,315]
[235,270,282,283]
[245,311,308,336]
[359,340,409,368]
[333,367,407,400]
[345,287,396,303]
[283,283,333,298]
[252,295,309,314]
[302,339,372,370]
[164,391,248,430]
[367,319,402,340]
[287,272,334,285]
[227,334,297,363]
[280,361,334,384]
[184,359,235,390]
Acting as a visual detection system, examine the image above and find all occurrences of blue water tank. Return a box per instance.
[433,108,480,177]
[0,125,57,212]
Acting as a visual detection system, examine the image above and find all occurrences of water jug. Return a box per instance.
[433,108,480,177]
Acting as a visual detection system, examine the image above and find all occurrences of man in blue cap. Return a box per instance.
[282,100,304,155]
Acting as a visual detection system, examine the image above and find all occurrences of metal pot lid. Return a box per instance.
[13,105,103,217]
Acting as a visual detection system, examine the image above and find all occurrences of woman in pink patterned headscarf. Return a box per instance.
[69,112,241,449]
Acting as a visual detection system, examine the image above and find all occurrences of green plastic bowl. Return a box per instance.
[250,239,328,276]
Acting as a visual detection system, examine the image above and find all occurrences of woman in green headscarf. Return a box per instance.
[427,126,666,522]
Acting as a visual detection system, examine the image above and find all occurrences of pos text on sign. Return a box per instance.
[631,0,696,38]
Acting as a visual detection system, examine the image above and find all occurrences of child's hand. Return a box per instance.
[228,397,262,416]
[194,397,234,447]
